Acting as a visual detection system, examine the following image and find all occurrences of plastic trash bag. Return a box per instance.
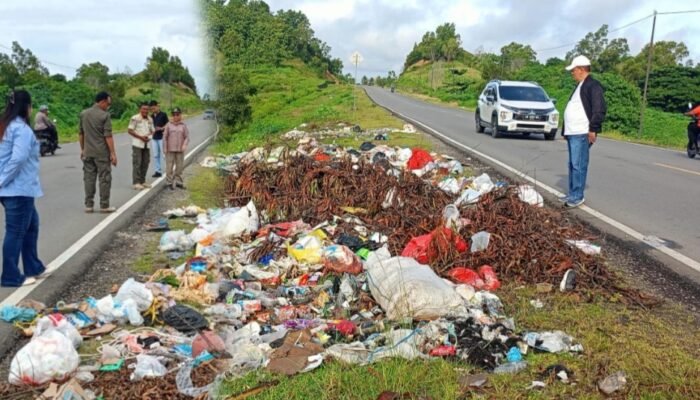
[176,361,214,396]
[366,247,467,320]
[517,185,544,207]
[454,188,481,206]
[287,235,323,264]
[470,231,491,252]
[523,331,583,353]
[472,173,495,194]
[401,228,467,265]
[0,305,37,322]
[407,148,433,170]
[33,314,83,348]
[131,354,167,381]
[159,230,194,252]
[115,278,154,312]
[565,240,601,255]
[322,245,363,275]
[222,201,259,237]
[9,330,80,385]
[438,177,461,194]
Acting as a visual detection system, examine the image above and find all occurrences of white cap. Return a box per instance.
[565,55,591,71]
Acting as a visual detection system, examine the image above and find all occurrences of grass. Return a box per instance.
[214,285,700,400]
[214,61,405,154]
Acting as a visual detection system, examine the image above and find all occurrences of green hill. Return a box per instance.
[397,60,484,110]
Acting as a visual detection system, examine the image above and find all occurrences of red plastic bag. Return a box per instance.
[314,153,331,162]
[429,345,456,357]
[478,265,501,291]
[402,228,467,264]
[407,148,433,170]
[447,267,485,289]
[323,245,363,275]
[331,320,356,336]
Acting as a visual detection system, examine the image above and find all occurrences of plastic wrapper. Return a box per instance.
[222,200,259,237]
[33,314,83,348]
[131,354,167,381]
[115,278,154,312]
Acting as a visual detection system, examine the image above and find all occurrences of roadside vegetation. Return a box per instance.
[193,1,700,398]
[0,43,203,142]
[381,24,693,149]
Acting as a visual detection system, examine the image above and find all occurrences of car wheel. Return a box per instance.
[522,132,531,137]
[475,111,485,133]
[491,115,502,138]
[544,132,556,141]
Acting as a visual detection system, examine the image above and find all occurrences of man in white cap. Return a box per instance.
[561,55,607,208]
[33,104,60,149]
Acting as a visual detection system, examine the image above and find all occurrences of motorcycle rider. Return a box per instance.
[683,102,700,153]
[33,105,60,149]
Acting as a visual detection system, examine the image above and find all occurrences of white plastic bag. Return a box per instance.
[454,188,481,206]
[517,185,544,207]
[438,177,461,195]
[472,173,495,194]
[33,314,83,348]
[470,231,491,252]
[9,330,80,385]
[115,278,154,312]
[365,247,467,320]
[565,240,601,255]
[159,230,194,252]
[131,354,167,381]
[222,201,259,237]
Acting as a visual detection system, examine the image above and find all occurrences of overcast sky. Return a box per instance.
[0,0,209,94]
[265,0,700,78]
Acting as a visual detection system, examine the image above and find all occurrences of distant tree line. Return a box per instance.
[204,0,345,130]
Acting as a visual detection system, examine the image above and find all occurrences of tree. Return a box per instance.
[76,62,110,88]
[645,66,700,112]
[361,76,368,85]
[11,41,48,76]
[0,53,21,88]
[618,40,689,84]
[216,64,255,129]
[598,38,630,72]
[500,42,536,75]
[566,25,610,65]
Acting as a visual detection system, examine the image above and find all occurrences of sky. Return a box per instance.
[0,0,210,94]
[264,0,700,79]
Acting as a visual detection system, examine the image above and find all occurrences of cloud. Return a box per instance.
[0,0,210,94]
[266,0,700,77]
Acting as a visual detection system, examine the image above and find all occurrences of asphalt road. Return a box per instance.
[0,116,216,302]
[365,86,700,275]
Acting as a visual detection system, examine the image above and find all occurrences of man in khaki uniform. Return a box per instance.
[163,107,189,190]
[128,103,154,190]
[80,91,117,213]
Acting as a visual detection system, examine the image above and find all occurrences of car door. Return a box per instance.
[482,86,495,123]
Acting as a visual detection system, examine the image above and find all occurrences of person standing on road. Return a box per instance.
[163,107,189,190]
[561,55,607,208]
[128,103,154,190]
[149,100,168,178]
[0,90,47,287]
[80,91,117,213]
[33,105,60,149]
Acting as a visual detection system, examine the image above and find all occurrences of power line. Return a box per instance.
[0,42,80,71]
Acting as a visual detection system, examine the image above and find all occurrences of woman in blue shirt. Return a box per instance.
[0,90,46,287]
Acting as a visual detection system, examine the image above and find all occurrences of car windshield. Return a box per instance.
[499,86,549,102]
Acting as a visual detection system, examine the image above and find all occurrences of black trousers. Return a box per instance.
[688,123,700,149]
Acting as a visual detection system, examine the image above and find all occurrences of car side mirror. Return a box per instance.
[486,95,495,103]
[550,98,557,105]
[689,102,693,110]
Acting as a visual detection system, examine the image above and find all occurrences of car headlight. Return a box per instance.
[549,113,559,123]
[500,111,511,121]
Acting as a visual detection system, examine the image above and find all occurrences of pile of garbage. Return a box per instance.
[282,122,417,141]
[0,140,636,398]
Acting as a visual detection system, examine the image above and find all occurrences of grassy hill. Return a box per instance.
[397,61,484,110]
[215,60,406,154]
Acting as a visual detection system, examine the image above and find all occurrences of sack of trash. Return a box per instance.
[33,314,83,348]
[9,330,80,385]
[159,230,195,252]
[221,201,259,237]
[366,247,467,320]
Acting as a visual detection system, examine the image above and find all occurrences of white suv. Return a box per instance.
[475,80,559,140]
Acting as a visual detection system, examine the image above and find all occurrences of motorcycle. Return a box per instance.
[34,125,59,157]
[687,102,699,159]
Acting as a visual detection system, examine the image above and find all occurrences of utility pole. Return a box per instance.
[350,51,363,113]
[638,10,657,138]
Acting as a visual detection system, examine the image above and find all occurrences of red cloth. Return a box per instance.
[407,148,433,170]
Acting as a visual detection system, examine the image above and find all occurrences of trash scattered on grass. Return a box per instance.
[598,371,627,395]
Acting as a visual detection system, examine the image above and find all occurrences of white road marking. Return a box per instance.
[0,123,218,307]
[378,101,700,274]
[654,162,700,177]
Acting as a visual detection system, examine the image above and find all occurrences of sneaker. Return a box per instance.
[558,195,569,203]
[176,183,186,189]
[22,277,37,286]
[142,183,152,188]
[133,184,144,190]
[564,198,585,208]
[560,269,577,292]
[152,172,162,178]
[99,207,117,213]
[85,207,95,213]
[35,270,53,279]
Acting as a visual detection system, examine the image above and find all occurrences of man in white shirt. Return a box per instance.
[561,55,607,208]
[128,103,154,190]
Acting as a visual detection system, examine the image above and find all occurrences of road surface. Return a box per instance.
[365,86,700,278]
[0,116,216,302]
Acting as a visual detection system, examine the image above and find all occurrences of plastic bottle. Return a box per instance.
[493,361,527,374]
